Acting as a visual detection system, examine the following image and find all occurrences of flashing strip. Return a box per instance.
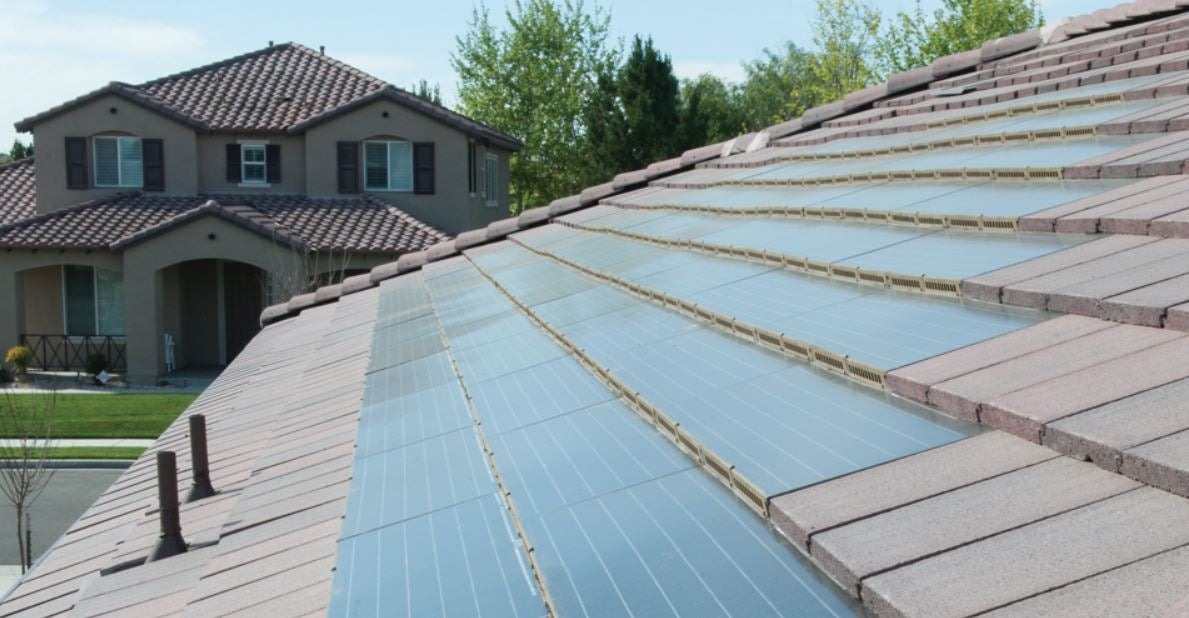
[467,253,775,516]
[506,238,890,393]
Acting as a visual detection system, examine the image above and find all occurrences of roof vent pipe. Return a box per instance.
[186,415,216,502]
[146,451,187,562]
[319,45,325,55]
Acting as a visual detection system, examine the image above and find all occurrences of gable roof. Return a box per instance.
[10,3,1189,617]
[13,43,523,149]
[0,190,448,253]
[0,157,35,225]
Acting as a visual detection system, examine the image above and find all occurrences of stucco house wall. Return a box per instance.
[304,99,512,233]
[31,95,199,213]
[198,133,308,195]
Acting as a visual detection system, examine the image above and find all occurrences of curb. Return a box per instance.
[0,460,133,470]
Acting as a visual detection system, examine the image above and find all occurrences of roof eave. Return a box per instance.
[14,83,213,134]
[285,87,524,152]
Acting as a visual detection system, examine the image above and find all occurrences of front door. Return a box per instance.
[223,262,263,363]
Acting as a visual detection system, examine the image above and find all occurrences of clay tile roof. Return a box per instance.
[0,188,447,253]
[14,43,522,150]
[0,157,36,225]
[14,3,1189,618]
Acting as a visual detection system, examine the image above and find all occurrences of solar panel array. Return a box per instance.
[321,74,1189,616]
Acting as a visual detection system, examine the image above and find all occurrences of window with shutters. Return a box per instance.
[484,153,498,207]
[241,144,267,184]
[363,140,413,192]
[93,136,143,188]
[63,266,124,336]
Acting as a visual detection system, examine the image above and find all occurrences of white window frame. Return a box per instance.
[61,265,125,337]
[363,140,414,192]
[239,143,269,186]
[92,136,143,188]
[484,153,498,208]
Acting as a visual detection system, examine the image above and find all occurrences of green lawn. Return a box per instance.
[44,447,146,460]
[0,393,195,439]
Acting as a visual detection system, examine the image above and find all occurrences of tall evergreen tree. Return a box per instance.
[9,140,28,161]
[616,36,680,171]
[411,79,442,105]
[678,74,744,150]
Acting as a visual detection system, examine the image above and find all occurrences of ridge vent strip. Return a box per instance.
[421,279,558,617]
[507,236,889,393]
[714,166,1063,188]
[465,254,771,517]
[921,93,1117,130]
[559,220,963,298]
[607,200,1021,232]
[777,123,1098,163]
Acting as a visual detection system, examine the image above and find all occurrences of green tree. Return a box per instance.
[580,65,627,185]
[739,42,818,130]
[678,74,744,150]
[9,140,31,161]
[411,79,442,105]
[876,0,1043,76]
[452,0,617,212]
[806,0,882,104]
[615,36,680,171]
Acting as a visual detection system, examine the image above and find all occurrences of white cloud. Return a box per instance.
[0,0,206,148]
[673,60,746,84]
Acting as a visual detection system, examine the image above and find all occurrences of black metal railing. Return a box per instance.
[19,335,128,372]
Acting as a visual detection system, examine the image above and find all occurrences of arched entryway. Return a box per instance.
[157,259,265,368]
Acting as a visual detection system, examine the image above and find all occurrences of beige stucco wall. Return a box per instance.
[198,133,307,195]
[121,214,306,382]
[303,99,512,234]
[0,251,122,355]
[30,94,199,213]
[20,266,64,335]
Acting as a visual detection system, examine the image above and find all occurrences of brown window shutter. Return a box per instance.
[142,138,165,191]
[337,141,359,194]
[65,137,88,189]
[467,142,475,193]
[265,144,281,183]
[413,142,434,195]
[226,144,241,183]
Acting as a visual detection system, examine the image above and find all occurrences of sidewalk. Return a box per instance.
[0,439,153,448]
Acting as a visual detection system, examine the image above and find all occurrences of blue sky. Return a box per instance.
[1,0,1119,149]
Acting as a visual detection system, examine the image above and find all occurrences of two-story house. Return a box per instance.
[0,43,521,383]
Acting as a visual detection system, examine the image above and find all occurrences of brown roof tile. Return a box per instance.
[15,43,521,150]
[769,432,1055,550]
[863,487,1189,617]
[0,191,447,253]
[0,157,35,225]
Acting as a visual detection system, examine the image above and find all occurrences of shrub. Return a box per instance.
[0,367,10,384]
[85,353,108,376]
[5,346,31,380]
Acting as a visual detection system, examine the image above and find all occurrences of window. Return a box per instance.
[93,136,143,188]
[363,140,413,192]
[63,266,124,336]
[484,153,498,207]
[241,144,267,183]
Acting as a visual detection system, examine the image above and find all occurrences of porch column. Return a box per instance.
[123,261,163,385]
[0,266,22,353]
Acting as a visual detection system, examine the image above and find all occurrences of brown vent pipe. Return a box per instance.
[186,415,216,502]
[146,451,187,562]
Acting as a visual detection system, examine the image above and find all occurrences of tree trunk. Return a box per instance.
[15,504,24,574]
